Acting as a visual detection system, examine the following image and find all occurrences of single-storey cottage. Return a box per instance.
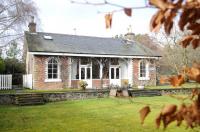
[24,21,161,90]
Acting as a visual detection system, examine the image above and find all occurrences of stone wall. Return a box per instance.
[0,94,15,105]
[129,88,198,96]
[0,90,109,105]
[43,90,109,102]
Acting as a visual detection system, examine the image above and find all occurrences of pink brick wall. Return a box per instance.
[92,79,110,89]
[33,56,69,90]
[132,59,157,86]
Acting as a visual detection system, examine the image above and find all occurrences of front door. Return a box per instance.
[110,66,121,86]
[80,65,92,88]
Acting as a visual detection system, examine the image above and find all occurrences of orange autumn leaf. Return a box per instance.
[184,62,200,83]
[150,10,165,32]
[105,13,112,29]
[164,10,176,34]
[161,104,177,116]
[163,114,177,129]
[180,35,194,48]
[149,0,174,10]
[186,67,200,83]
[168,75,185,87]
[139,106,151,125]
[155,113,162,128]
[124,8,132,17]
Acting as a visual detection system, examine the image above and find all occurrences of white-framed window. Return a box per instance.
[138,60,149,80]
[45,57,61,82]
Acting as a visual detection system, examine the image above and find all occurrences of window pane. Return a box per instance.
[53,74,57,79]
[76,61,79,79]
[111,68,114,79]
[48,64,52,69]
[48,58,59,79]
[81,68,85,79]
[49,59,53,63]
[53,64,57,69]
[53,69,57,74]
[116,68,119,79]
[143,72,146,77]
[48,69,52,74]
[52,59,57,63]
[87,68,90,79]
[48,74,52,79]
[140,61,146,77]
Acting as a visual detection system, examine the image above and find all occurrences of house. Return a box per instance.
[24,21,161,90]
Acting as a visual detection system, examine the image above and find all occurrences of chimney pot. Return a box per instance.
[28,16,36,33]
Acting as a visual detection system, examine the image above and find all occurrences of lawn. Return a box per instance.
[0,96,198,132]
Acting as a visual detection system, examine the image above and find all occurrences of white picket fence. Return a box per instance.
[23,74,33,89]
[0,75,12,90]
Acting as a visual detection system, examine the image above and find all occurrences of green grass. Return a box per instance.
[0,89,16,94]
[0,96,198,132]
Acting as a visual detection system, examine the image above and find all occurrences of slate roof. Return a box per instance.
[25,31,161,57]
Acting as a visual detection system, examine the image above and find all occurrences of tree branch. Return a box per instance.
[0,34,23,48]
[70,0,155,14]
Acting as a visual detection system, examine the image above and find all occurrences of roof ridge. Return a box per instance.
[36,31,114,39]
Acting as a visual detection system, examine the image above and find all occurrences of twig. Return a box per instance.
[70,0,155,14]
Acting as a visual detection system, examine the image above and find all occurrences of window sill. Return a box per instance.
[44,79,62,82]
[138,77,150,81]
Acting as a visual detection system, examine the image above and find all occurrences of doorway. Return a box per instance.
[109,66,121,86]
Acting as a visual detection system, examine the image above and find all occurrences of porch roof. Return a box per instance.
[25,32,161,57]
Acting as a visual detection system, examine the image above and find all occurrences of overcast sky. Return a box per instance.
[34,0,157,37]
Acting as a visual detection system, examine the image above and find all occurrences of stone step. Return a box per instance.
[128,90,161,97]
[14,94,45,106]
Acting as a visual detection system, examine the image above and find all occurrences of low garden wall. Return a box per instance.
[0,90,110,105]
[0,88,198,105]
[148,88,197,95]
[0,94,15,105]
[43,90,109,102]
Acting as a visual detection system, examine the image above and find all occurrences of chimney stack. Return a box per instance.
[28,16,36,33]
[124,25,135,40]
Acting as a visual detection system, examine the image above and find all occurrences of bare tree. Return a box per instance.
[0,0,39,47]
[154,26,200,75]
